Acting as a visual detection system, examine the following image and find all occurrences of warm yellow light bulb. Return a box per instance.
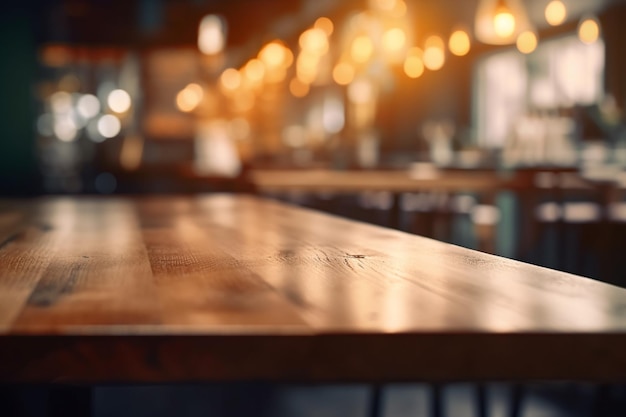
[545,0,567,26]
[314,17,334,36]
[351,35,374,63]
[578,17,600,44]
[244,59,265,82]
[516,31,537,54]
[299,28,329,55]
[333,62,355,86]
[382,28,406,53]
[259,41,286,68]
[423,36,445,71]
[220,68,241,91]
[448,30,471,56]
[289,78,309,98]
[404,48,424,78]
[494,10,516,38]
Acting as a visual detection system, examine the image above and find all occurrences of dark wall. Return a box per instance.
[0,4,40,195]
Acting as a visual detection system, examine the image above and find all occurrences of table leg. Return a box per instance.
[476,384,488,417]
[431,384,442,417]
[390,193,402,230]
[509,384,523,417]
[591,384,610,417]
[368,385,384,417]
[48,385,92,417]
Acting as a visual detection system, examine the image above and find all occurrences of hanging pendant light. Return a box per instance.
[475,0,532,45]
[545,0,567,26]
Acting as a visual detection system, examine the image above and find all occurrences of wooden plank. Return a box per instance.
[135,197,310,328]
[11,198,161,331]
[250,170,515,193]
[0,199,64,331]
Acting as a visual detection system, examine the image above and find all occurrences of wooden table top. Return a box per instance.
[1,195,626,383]
[250,169,516,193]
[249,169,610,194]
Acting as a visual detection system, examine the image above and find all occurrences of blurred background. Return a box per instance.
[2,0,626,285]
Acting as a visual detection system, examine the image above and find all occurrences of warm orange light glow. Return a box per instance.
[266,66,287,83]
[579,17,600,44]
[390,0,407,17]
[382,28,406,53]
[40,44,72,67]
[176,83,204,112]
[545,0,566,26]
[220,68,241,91]
[333,62,355,85]
[348,79,375,104]
[259,41,287,68]
[516,30,537,54]
[370,0,396,11]
[198,15,226,55]
[296,52,319,84]
[244,59,265,83]
[120,134,144,171]
[314,17,334,36]
[283,48,294,67]
[404,48,424,78]
[289,78,310,98]
[423,36,445,71]
[494,9,516,38]
[232,90,255,112]
[351,35,374,63]
[299,28,329,55]
[449,30,471,56]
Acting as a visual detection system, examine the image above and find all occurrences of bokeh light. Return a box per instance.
[97,114,121,138]
[404,47,424,78]
[382,28,406,54]
[198,14,226,55]
[348,79,375,104]
[244,59,265,83]
[176,83,204,112]
[77,94,100,119]
[370,0,397,11]
[220,68,242,91]
[351,35,374,63]
[516,30,537,54]
[296,52,319,84]
[423,36,446,71]
[449,30,471,56]
[259,41,288,69]
[50,91,72,114]
[107,89,131,113]
[314,17,334,36]
[493,10,516,38]
[545,0,567,26]
[53,116,77,142]
[289,78,310,98]
[333,62,355,85]
[578,17,600,44]
[299,28,329,55]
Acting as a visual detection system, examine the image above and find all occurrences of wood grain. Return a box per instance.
[1,195,626,383]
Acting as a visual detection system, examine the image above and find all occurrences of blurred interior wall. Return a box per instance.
[602,3,626,110]
[0,4,39,195]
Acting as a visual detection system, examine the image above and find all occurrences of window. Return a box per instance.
[474,34,605,148]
